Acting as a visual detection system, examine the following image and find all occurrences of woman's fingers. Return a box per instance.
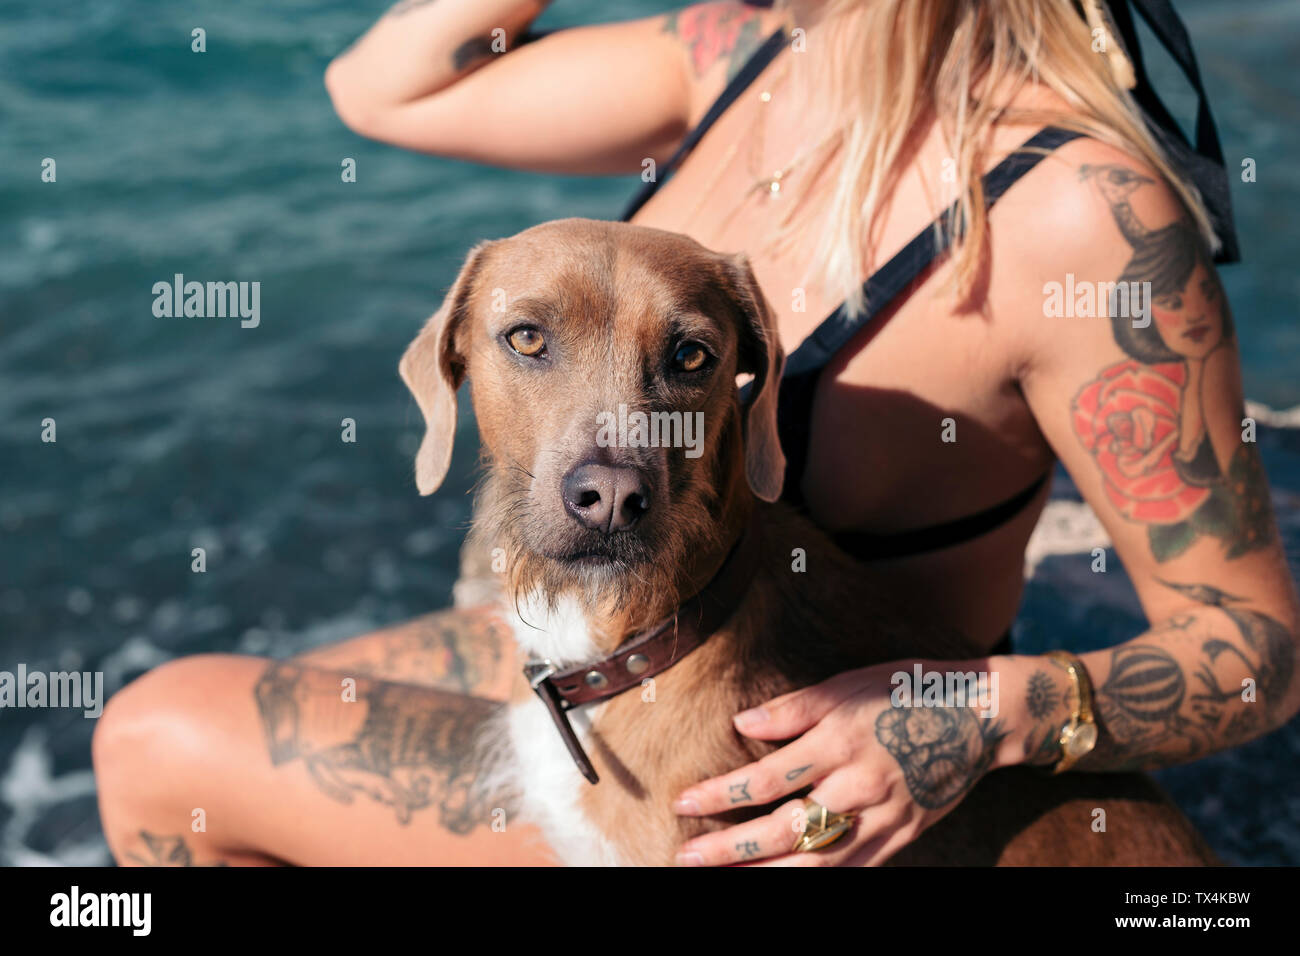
[674,798,807,866]
[673,730,849,816]
[675,771,896,866]
[730,672,866,740]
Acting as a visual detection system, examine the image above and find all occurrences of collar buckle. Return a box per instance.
[522,658,600,785]
[523,659,557,689]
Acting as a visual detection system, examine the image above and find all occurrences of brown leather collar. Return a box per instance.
[522,518,760,784]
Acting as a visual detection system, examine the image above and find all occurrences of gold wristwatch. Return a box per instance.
[1044,650,1098,773]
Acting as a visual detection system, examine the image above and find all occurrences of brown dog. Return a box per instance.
[400,218,1215,866]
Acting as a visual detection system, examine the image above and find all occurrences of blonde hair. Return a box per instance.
[774,0,1220,317]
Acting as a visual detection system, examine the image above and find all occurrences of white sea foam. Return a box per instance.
[0,727,108,868]
[1246,400,1300,428]
[1024,499,1112,580]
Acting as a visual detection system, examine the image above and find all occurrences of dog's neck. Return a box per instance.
[510,500,762,785]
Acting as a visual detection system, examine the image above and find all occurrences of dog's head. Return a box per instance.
[399,218,784,615]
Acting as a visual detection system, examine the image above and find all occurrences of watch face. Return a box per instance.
[1065,723,1099,757]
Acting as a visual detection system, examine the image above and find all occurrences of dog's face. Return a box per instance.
[400,219,784,611]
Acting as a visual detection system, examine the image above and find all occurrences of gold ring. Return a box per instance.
[791,798,857,853]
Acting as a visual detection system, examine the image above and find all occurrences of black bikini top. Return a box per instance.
[619,3,1236,562]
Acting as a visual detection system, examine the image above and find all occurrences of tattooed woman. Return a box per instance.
[94,0,1298,866]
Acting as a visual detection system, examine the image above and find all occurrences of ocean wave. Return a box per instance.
[0,727,108,868]
[1246,400,1300,428]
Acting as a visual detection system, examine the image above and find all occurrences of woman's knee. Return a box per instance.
[93,654,258,858]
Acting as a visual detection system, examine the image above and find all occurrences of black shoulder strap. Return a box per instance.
[782,127,1086,379]
[1107,0,1239,263]
[619,28,788,222]
[831,471,1050,562]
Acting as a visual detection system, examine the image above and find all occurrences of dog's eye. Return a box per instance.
[672,342,711,373]
[507,326,546,357]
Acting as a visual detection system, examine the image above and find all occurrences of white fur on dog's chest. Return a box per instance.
[500,593,626,866]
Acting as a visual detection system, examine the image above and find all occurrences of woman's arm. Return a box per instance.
[325,0,554,125]
[1008,141,1300,772]
[993,583,1297,773]
[324,0,777,174]
[667,139,1297,868]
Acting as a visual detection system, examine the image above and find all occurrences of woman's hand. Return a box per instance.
[672,659,1018,866]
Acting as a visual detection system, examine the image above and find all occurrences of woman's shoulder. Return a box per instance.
[657,1,788,121]
[995,130,1204,285]
[987,125,1223,377]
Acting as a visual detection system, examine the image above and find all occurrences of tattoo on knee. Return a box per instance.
[125,831,228,867]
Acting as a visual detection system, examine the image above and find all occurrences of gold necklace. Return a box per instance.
[681,61,843,239]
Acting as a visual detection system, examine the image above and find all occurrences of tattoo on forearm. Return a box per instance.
[1071,163,1275,563]
[254,662,503,831]
[1094,643,1194,769]
[1025,670,1056,720]
[1159,579,1295,724]
[1083,578,1294,770]
[452,35,496,72]
[1021,669,1068,766]
[1023,724,1065,766]
[661,3,765,80]
[875,707,1006,809]
[126,831,228,867]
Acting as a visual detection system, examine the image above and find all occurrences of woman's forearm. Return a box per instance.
[994,586,1298,773]
[326,0,551,119]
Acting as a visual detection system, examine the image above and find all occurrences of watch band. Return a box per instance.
[1044,650,1099,774]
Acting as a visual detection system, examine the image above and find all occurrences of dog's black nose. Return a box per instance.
[561,463,650,533]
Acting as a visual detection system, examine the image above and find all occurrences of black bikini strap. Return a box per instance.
[783,126,1086,379]
[619,28,788,222]
[831,471,1050,562]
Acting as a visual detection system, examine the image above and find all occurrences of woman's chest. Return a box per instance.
[640,209,1044,531]
[764,263,1041,532]
[630,118,1052,533]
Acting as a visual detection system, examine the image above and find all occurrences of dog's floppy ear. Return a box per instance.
[399,242,492,496]
[721,253,787,502]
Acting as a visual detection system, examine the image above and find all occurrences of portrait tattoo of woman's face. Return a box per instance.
[1070,164,1273,563]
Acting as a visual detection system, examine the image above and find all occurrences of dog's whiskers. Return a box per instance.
[506,456,535,481]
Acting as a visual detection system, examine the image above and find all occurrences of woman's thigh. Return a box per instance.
[94,651,555,866]
[288,604,519,701]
